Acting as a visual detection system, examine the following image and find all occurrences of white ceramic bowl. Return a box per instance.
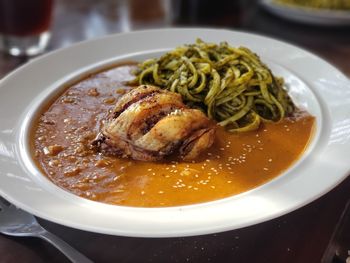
[0,28,350,237]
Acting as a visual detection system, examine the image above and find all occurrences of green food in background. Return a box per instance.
[275,0,350,10]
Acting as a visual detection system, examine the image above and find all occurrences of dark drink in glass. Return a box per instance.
[0,0,54,56]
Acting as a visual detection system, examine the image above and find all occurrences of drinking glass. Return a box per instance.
[0,0,54,56]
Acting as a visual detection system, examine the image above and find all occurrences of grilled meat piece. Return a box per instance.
[93,85,216,161]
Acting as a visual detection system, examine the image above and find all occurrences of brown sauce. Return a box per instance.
[32,64,315,207]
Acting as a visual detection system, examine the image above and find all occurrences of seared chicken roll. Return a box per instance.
[93,85,216,161]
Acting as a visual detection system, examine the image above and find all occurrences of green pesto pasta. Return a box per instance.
[130,39,295,132]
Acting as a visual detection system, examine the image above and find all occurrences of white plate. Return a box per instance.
[0,28,350,237]
[260,0,350,25]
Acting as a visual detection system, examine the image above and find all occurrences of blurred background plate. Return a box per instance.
[260,0,350,25]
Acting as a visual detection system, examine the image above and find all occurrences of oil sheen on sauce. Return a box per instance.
[32,64,315,207]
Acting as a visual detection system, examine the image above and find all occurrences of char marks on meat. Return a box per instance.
[92,85,216,161]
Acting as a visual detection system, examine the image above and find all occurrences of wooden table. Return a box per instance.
[1,1,350,262]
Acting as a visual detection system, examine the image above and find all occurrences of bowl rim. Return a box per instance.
[0,28,349,237]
